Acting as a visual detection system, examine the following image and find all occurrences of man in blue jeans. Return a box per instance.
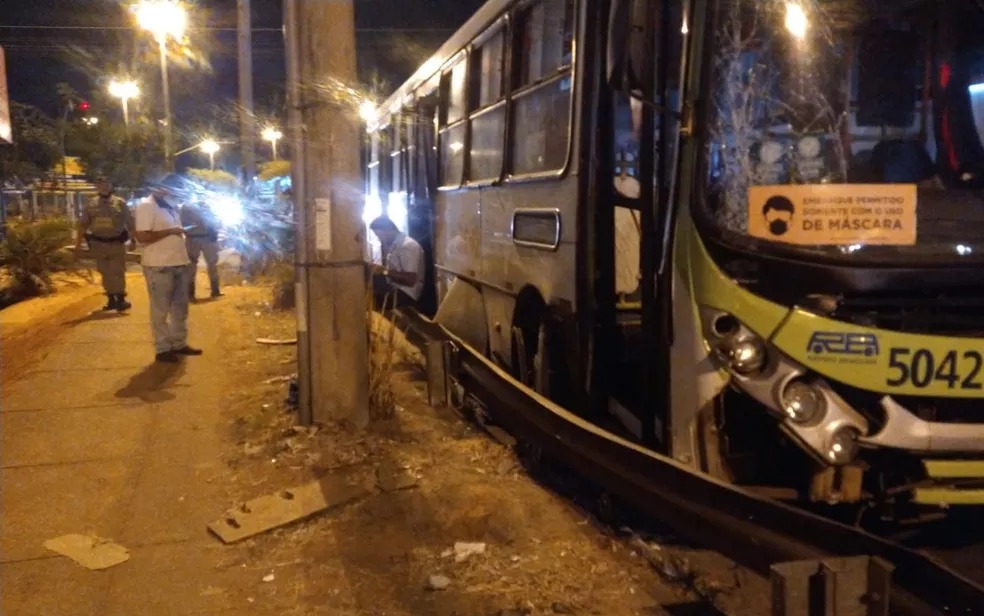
[135,174,203,363]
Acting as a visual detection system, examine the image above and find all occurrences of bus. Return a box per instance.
[364,0,984,520]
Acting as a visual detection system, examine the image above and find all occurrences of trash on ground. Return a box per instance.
[262,573,275,582]
[453,541,487,563]
[264,375,295,384]
[207,476,369,543]
[376,460,418,492]
[43,534,130,570]
[256,337,297,346]
[426,574,451,591]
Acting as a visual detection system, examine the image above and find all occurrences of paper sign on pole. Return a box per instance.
[0,47,11,144]
[314,197,332,252]
[747,184,917,246]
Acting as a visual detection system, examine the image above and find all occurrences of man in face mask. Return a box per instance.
[76,175,135,311]
[762,196,796,237]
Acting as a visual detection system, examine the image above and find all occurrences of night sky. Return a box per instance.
[0,0,484,128]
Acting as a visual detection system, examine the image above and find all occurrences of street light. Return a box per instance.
[200,138,220,170]
[133,0,187,170]
[262,127,283,160]
[108,79,140,127]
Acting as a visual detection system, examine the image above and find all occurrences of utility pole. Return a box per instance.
[238,0,256,182]
[285,0,369,428]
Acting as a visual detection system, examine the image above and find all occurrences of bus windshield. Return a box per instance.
[700,0,984,264]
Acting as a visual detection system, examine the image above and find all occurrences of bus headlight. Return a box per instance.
[780,379,824,424]
[728,338,766,375]
[826,428,860,465]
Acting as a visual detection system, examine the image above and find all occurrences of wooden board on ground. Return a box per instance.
[207,476,368,543]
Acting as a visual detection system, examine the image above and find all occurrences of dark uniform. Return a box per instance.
[79,190,134,311]
[179,200,222,300]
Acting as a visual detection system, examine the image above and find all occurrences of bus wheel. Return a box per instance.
[511,321,552,398]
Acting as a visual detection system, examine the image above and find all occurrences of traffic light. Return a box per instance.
[78,101,89,112]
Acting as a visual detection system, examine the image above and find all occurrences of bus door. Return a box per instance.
[411,95,440,316]
[605,0,688,449]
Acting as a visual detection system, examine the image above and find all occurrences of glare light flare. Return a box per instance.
[109,79,140,100]
[133,0,188,41]
[362,193,384,225]
[210,194,245,226]
[262,127,283,142]
[200,139,220,155]
[970,83,984,95]
[359,100,379,124]
[785,2,808,40]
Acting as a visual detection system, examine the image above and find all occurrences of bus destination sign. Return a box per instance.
[746,183,917,246]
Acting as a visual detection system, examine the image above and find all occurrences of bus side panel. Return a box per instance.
[479,179,579,369]
[432,188,489,352]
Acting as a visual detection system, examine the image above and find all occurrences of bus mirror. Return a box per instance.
[607,0,652,93]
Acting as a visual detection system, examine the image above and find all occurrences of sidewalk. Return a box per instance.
[0,274,255,615]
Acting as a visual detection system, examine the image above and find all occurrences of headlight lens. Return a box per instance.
[728,338,766,375]
[780,379,824,424]
[826,428,860,465]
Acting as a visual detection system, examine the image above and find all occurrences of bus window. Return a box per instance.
[470,28,507,182]
[440,58,468,187]
[391,115,405,193]
[510,0,575,176]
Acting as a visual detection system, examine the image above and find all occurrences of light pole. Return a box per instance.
[200,139,220,170]
[133,0,187,171]
[262,127,282,160]
[108,79,140,128]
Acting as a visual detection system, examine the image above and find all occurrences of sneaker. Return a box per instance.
[173,345,203,356]
[210,290,223,298]
[155,351,180,363]
[115,297,131,312]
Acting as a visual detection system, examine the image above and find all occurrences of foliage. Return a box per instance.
[258,160,291,182]
[367,287,398,420]
[0,103,61,184]
[186,168,239,191]
[66,118,166,188]
[0,217,88,299]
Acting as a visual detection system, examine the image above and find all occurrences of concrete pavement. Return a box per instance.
[1,274,249,615]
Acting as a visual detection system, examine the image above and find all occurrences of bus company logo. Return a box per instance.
[806,331,880,364]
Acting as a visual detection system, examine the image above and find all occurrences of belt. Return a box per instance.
[87,234,126,243]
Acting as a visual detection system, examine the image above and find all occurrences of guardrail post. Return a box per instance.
[771,556,893,616]
[425,340,450,408]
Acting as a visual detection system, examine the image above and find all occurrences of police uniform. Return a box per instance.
[179,201,222,299]
[80,193,134,311]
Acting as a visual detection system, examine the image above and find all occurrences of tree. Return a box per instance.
[0,103,61,184]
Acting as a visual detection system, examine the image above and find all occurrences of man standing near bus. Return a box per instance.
[135,174,203,363]
[368,215,425,310]
[75,175,135,312]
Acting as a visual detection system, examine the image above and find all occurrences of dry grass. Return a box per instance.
[367,288,405,421]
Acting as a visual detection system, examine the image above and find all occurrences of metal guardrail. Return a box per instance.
[398,309,984,615]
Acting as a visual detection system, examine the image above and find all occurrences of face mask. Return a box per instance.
[769,219,789,236]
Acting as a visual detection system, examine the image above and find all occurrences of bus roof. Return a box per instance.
[375,0,513,122]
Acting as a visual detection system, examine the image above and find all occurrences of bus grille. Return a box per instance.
[831,294,984,336]
[828,383,984,427]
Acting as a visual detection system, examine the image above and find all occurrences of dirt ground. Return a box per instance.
[206,281,770,616]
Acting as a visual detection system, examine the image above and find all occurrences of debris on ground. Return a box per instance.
[256,337,297,346]
[43,534,130,570]
[264,374,295,384]
[207,476,368,543]
[262,572,275,582]
[375,460,418,492]
[426,574,451,591]
[452,541,487,563]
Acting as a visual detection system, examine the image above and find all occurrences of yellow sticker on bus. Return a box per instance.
[772,309,984,398]
[747,184,917,246]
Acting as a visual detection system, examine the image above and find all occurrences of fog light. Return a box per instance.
[780,379,824,424]
[727,338,766,375]
[826,428,860,466]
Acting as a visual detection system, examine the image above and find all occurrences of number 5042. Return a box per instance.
[886,348,983,390]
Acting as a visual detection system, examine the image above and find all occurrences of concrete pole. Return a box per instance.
[159,37,173,171]
[285,0,369,428]
[238,0,256,182]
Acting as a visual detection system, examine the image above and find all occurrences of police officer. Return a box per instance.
[180,198,223,300]
[76,175,135,311]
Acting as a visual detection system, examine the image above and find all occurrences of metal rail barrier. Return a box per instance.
[396,309,984,615]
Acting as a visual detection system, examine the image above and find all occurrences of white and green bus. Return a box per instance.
[365,0,984,518]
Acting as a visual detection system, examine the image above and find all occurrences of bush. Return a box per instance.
[0,217,86,299]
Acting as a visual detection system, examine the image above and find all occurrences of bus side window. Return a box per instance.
[469,26,507,182]
[510,0,575,176]
[439,57,468,188]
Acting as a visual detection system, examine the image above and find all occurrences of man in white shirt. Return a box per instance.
[368,215,425,309]
[135,174,203,363]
